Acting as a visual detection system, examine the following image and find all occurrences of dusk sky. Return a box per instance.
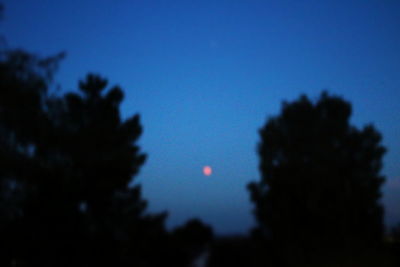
[3,0,399,235]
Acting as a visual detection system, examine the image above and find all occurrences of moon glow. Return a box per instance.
[203,166,212,176]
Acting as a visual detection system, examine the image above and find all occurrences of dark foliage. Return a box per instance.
[0,50,174,267]
[173,218,214,247]
[248,92,386,265]
[207,236,283,267]
[169,218,214,266]
[0,49,65,266]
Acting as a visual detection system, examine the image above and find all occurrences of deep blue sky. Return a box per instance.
[3,0,399,235]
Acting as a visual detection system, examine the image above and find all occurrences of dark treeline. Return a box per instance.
[0,50,213,267]
[0,8,399,266]
[208,93,400,267]
[1,49,399,267]
[246,93,399,266]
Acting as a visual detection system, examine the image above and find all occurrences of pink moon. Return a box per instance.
[203,166,212,176]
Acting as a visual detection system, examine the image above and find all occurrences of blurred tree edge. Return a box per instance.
[248,92,386,265]
[0,49,171,267]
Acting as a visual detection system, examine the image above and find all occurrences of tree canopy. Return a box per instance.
[248,92,386,264]
[0,48,215,267]
[0,50,170,267]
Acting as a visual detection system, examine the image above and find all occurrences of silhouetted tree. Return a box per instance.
[170,218,214,266]
[248,92,386,264]
[173,218,214,247]
[0,49,65,266]
[207,236,276,267]
[0,48,170,266]
[35,74,170,267]
[47,81,216,265]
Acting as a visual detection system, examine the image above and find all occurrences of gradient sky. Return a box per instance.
[2,0,399,235]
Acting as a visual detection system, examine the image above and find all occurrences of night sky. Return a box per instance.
[3,0,399,235]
